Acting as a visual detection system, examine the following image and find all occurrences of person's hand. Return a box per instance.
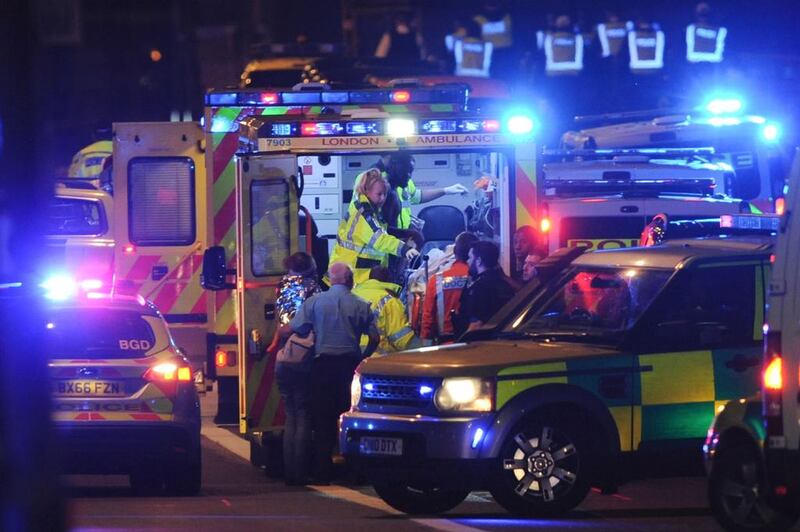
[405,247,420,261]
[406,238,418,249]
[444,184,468,195]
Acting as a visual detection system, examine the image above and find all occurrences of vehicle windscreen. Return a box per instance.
[47,197,107,236]
[45,309,157,359]
[509,267,673,339]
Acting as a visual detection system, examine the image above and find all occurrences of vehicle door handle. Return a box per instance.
[725,354,761,373]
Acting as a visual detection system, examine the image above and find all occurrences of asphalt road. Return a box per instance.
[63,433,732,532]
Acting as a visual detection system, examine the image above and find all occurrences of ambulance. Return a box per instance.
[197,84,754,467]
[561,99,789,212]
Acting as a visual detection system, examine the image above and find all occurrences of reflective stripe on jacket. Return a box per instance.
[454,38,493,78]
[421,261,470,339]
[329,194,405,285]
[628,29,665,72]
[686,23,726,63]
[353,279,416,354]
[544,32,584,75]
[474,14,513,49]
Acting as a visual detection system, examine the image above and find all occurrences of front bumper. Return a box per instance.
[53,422,200,474]
[339,410,495,489]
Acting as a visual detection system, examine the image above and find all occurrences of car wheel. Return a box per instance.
[373,482,469,515]
[166,447,202,496]
[490,413,592,516]
[709,446,798,532]
[130,469,163,495]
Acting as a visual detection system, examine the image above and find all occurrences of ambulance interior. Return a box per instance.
[295,149,512,273]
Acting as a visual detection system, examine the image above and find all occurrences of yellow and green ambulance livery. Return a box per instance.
[341,233,771,517]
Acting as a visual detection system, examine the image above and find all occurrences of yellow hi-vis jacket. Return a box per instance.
[330,194,406,285]
[68,140,112,178]
[352,172,421,230]
[352,279,416,354]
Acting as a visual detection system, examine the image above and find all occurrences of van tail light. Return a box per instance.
[763,329,784,437]
[143,359,192,395]
[775,197,785,216]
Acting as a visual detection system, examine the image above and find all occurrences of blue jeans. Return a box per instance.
[276,362,312,484]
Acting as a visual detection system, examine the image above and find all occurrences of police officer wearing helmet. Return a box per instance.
[332,168,419,286]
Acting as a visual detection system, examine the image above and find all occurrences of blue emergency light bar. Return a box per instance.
[262,117,504,138]
[205,86,469,107]
[720,214,780,231]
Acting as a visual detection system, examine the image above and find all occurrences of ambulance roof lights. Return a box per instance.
[506,114,535,135]
[390,90,411,103]
[300,121,344,136]
[259,92,279,105]
[387,118,416,138]
[761,123,782,143]
[345,121,381,135]
[705,97,743,115]
[719,213,780,231]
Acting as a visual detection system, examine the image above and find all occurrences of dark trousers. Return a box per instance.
[276,362,312,484]
[310,355,360,481]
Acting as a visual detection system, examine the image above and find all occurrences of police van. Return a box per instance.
[45,180,115,288]
[340,214,773,516]
[561,101,788,212]
[539,149,750,253]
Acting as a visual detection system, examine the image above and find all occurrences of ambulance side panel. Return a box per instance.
[112,122,209,371]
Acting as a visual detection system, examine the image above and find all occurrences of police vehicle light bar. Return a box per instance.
[705,98,743,115]
[206,86,469,107]
[720,214,780,231]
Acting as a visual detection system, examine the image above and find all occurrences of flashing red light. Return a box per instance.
[775,485,789,496]
[776,197,786,216]
[391,90,411,103]
[764,357,783,391]
[301,123,319,136]
[123,244,136,254]
[260,92,279,105]
[482,119,500,132]
[215,349,227,368]
[540,217,552,233]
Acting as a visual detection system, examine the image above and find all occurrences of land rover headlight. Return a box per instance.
[350,373,362,410]
[434,377,493,412]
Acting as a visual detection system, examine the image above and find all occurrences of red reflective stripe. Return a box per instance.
[152,284,182,314]
[515,161,536,212]
[190,292,208,315]
[126,256,161,281]
[130,413,162,421]
[248,363,274,425]
[212,133,240,184]
[75,413,90,420]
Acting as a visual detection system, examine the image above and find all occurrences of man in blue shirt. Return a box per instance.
[291,262,379,482]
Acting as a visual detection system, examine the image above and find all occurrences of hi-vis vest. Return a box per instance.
[454,38,493,78]
[330,194,405,285]
[421,260,470,339]
[352,279,415,354]
[686,23,727,63]
[597,20,633,58]
[68,140,112,178]
[544,32,584,75]
[350,172,421,230]
[628,28,665,72]
[474,14,512,49]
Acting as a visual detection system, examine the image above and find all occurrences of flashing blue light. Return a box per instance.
[506,115,534,135]
[364,382,374,391]
[419,385,433,395]
[367,423,374,430]
[210,115,235,133]
[41,275,76,301]
[708,116,742,127]
[705,98,743,115]
[471,428,485,449]
[761,123,781,143]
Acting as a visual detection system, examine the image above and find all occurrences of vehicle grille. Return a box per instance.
[360,375,439,408]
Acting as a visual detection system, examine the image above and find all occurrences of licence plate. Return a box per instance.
[53,380,125,397]
[359,436,403,456]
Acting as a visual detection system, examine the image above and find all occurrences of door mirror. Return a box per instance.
[201,246,234,290]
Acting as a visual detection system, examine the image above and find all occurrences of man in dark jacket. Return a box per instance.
[456,240,515,334]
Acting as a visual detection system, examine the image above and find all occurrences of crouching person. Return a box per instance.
[353,266,419,355]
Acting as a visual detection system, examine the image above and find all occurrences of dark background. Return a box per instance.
[2,0,800,182]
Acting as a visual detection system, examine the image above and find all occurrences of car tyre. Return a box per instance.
[373,483,469,515]
[489,411,592,516]
[709,445,799,532]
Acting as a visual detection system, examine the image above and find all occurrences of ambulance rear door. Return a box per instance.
[112,122,208,370]
[235,153,299,435]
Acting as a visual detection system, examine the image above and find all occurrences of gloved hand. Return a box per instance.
[405,247,421,261]
[444,184,469,195]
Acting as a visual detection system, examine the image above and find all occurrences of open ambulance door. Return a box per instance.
[235,153,299,440]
